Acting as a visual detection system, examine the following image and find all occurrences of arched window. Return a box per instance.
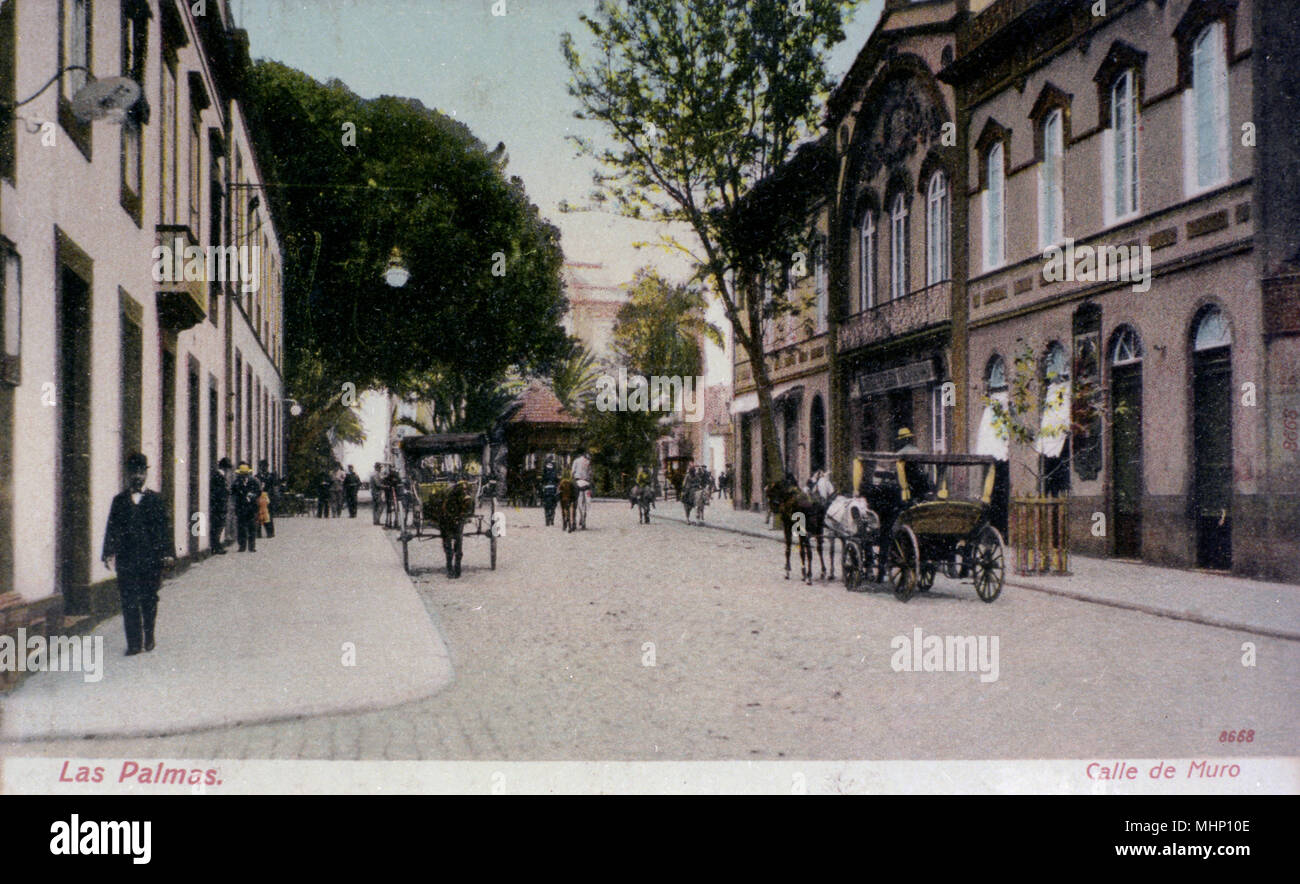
[1043,341,1069,382]
[1188,21,1229,192]
[859,209,876,312]
[1037,342,1071,495]
[890,192,908,300]
[987,354,1007,391]
[1111,325,1143,365]
[983,142,1005,270]
[926,170,950,285]
[1039,110,1064,247]
[1193,305,1231,351]
[1108,70,1140,221]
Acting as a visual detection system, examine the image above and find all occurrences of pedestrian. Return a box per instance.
[382,468,401,528]
[255,459,279,538]
[331,464,345,518]
[369,462,386,525]
[101,452,173,655]
[209,457,231,555]
[344,464,362,518]
[256,488,271,534]
[231,462,262,551]
[316,469,333,519]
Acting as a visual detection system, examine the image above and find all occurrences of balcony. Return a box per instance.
[837,280,952,353]
[155,225,207,331]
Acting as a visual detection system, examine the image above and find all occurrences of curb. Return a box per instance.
[653,510,1299,641]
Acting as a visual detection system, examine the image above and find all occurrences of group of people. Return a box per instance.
[208,457,281,554]
[368,462,411,527]
[313,463,365,519]
[537,450,593,528]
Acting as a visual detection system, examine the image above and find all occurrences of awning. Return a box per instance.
[730,391,759,415]
[975,391,1010,462]
[1033,381,1071,458]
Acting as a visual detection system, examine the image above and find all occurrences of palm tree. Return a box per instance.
[549,341,602,413]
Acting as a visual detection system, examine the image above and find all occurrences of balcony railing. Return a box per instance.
[837,280,952,352]
[155,225,207,331]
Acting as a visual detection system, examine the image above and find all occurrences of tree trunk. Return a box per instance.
[739,333,786,499]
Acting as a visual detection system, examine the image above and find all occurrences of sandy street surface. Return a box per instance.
[1,501,1296,761]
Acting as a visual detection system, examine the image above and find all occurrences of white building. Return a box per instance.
[0,0,284,643]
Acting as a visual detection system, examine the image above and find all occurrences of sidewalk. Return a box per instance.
[656,498,1300,641]
[0,515,453,741]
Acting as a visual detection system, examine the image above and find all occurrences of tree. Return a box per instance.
[613,267,723,382]
[549,339,603,413]
[284,348,366,494]
[562,0,850,490]
[242,62,570,394]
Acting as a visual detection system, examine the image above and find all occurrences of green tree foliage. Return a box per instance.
[562,0,850,487]
[242,61,569,393]
[549,339,603,413]
[285,349,366,493]
[613,267,723,381]
[582,405,661,495]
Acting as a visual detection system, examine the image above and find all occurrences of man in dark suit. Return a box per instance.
[209,457,231,554]
[231,462,262,551]
[102,452,174,655]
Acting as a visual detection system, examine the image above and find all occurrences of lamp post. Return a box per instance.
[384,247,410,288]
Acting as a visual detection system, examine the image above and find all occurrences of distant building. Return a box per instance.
[561,261,628,365]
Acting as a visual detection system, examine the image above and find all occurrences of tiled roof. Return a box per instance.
[507,380,581,426]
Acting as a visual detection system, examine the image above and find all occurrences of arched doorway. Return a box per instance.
[809,395,826,474]
[1192,306,1232,569]
[1109,326,1143,558]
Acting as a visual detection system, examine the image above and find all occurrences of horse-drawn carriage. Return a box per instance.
[844,451,1007,603]
[398,433,502,577]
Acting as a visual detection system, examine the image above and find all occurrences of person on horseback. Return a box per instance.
[540,454,559,526]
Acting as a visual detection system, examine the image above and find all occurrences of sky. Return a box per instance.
[236,0,886,290]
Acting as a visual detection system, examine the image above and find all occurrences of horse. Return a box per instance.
[682,481,709,525]
[765,477,826,584]
[423,481,476,578]
[629,483,655,524]
[558,477,578,532]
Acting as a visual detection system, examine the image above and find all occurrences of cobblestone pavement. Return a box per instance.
[2,502,1297,761]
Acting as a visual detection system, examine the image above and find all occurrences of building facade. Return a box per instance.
[0,0,285,647]
[945,0,1299,580]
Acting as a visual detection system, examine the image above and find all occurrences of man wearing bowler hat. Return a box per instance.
[102,452,174,655]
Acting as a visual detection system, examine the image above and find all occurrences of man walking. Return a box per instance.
[369,462,386,525]
[102,453,173,655]
[344,464,362,518]
[256,459,279,538]
[231,462,262,551]
[316,469,333,519]
[209,457,231,555]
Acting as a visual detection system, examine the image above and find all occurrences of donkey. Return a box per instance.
[629,483,656,524]
[765,476,826,584]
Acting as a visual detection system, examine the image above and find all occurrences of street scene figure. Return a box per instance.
[316,470,333,519]
[101,453,173,655]
[209,458,231,555]
[370,463,386,525]
[344,465,362,518]
[232,464,263,551]
[540,455,559,527]
[571,449,593,530]
[256,460,279,538]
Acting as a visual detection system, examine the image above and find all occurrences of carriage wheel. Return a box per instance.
[918,563,936,592]
[972,525,1006,603]
[842,541,864,592]
[490,534,497,570]
[887,525,920,602]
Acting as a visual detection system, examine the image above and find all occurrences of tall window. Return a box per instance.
[926,171,950,285]
[859,209,876,311]
[1,0,17,182]
[62,0,91,102]
[1038,110,1064,247]
[189,108,202,235]
[890,192,908,300]
[161,62,177,224]
[1188,22,1229,191]
[983,143,1005,270]
[1108,70,1139,220]
[813,240,827,333]
[120,5,147,218]
[931,383,947,454]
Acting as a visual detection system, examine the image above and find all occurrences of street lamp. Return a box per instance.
[384,247,410,288]
[285,398,303,417]
[0,66,142,129]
